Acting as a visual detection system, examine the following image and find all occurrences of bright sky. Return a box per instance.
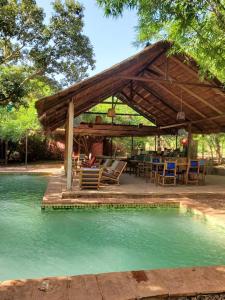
[36,0,140,76]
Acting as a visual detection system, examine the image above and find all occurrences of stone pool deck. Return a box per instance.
[42,172,225,212]
[1,266,225,300]
[0,163,62,175]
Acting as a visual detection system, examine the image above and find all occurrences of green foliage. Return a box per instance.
[0,78,56,141]
[0,0,95,106]
[97,0,225,82]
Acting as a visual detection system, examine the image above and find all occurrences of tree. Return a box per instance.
[97,0,225,82]
[0,0,95,106]
[0,78,56,141]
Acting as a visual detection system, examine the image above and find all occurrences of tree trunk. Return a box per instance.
[215,135,222,164]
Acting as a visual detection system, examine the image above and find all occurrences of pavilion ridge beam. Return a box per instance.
[117,48,169,97]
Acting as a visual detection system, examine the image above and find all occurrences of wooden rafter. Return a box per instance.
[117,75,224,90]
[170,56,225,98]
[160,113,225,129]
[118,91,156,124]
[152,65,224,115]
[132,87,174,122]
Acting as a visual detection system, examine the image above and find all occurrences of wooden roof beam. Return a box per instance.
[137,79,203,131]
[118,92,157,125]
[117,75,224,90]
[147,79,208,119]
[132,87,175,122]
[152,65,224,115]
[160,113,225,129]
[170,56,225,98]
[137,80,178,114]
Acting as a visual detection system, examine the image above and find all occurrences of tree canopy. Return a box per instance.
[0,78,56,141]
[0,0,95,107]
[97,0,225,82]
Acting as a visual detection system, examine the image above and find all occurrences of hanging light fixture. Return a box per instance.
[178,128,188,136]
[177,90,185,121]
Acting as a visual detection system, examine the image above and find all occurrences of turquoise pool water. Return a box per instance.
[0,175,225,281]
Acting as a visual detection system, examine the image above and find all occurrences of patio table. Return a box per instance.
[150,162,188,185]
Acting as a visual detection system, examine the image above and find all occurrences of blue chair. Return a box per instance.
[150,157,162,183]
[158,161,177,186]
[185,160,200,184]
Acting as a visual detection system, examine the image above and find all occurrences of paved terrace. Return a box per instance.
[0,163,62,175]
[42,172,225,211]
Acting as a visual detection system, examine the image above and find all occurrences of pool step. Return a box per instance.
[42,198,181,209]
[62,191,185,199]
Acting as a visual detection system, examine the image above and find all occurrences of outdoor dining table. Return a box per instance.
[147,161,189,185]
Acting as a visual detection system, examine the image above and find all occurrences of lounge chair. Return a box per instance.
[101,160,127,184]
[79,167,103,190]
[101,158,113,169]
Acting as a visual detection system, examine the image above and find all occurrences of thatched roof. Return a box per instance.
[35,41,225,133]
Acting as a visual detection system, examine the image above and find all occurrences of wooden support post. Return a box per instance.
[154,135,157,151]
[66,101,74,190]
[175,135,178,149]
[187,124,192,159]
[64,118,68,172]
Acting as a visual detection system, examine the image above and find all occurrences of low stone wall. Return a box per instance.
[207,166,225,176]
[1,266,225,300]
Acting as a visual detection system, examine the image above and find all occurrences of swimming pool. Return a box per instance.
[0,175,225,281]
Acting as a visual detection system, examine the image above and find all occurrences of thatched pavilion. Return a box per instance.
[35,41,225,190]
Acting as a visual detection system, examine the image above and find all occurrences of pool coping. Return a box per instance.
[1,266,225,300]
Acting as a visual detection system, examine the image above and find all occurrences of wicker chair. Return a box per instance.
[101,161,127,184]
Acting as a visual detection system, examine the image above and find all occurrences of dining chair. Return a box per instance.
[158,161,177,186]
[150,157,161,183]
[185,159,200,184]
[199,159,207,184]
